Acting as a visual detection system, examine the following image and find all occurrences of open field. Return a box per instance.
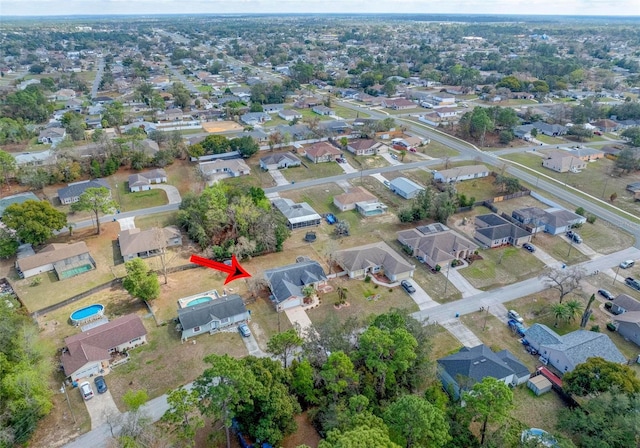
[421,140,460,158]
[332,105,370,119]
[282,161,345,183]
[454,174,503,201]
[341,151,390,170]
[116,186,167,212]
[202,121,244,133]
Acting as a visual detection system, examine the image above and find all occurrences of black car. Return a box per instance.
[523,243,535,252]
[400,280,416,294]
[94,375,108,394]
[598,289,614,300]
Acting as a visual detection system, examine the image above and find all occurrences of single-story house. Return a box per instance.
[591,119,619,133]
[128,169,168,192]
[433,165,490,183]
[347,139,382,156]
[382,98,416,110]
[262,104,285,114]
[319,120,352,135]
[524,324,627,374]
[514,124,534,141]
[272,198,322,229]
[305,142,341,163]
[438,344,530,399]
[626,182,640,193]
[542,152,587,173]
[431,93,456,106]
[61,314,147,380]
[610,294,640,316]
[474,214,532,248]
[389,177,425,200]
[177,294,249,341]
[335,241,415,282]
[58,178,111,205]
[259,153,301,170]
[527,375,553,396]
[199,159,251,180]
[118,226,182,261]
[139,139,160,157]
[333,186,387,218]
[614,311,640,347]
[16,242,95,280]
[14,150,56,167]
[240,112,271,125]
[511,207,586,235]
[397,223,478,270]
[278,109,303,121]
[435,107,459,119]
[531,121,567,136]
[0,192,39,218]
[311,105,335,116]
[38,127,66,145]
[264,260,327,311]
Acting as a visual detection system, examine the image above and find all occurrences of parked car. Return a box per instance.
[383,180,391,188]
[79,381,94,401]
[325,213,337,225]
[508,310,524,323]
[625,277,640,291]
[507,319,527,336]
[400,280,416,294]
[409,147,417,153]
[523,243,535,252]
[566,230,582,244]
[390,154,398,160]
[620,260,635,269]
[94,375,108,394]
[238,323,251,338]
[598,289,614,300]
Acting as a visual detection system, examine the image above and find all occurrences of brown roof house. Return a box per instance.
[542,151,587,173]
[16,242,95,280]
[118,226,182,262]
[397,223,478,270]
[346,139,385,156]
[335,241,415,282]
[304,141,341,163]
[61,314,147,380]
[333,186,387,217]
[198,159,251,181]
[128,169,168,192]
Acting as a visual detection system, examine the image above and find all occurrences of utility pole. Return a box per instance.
[613,265,621,286]
[61,382,77,425]
[483,306,489,331]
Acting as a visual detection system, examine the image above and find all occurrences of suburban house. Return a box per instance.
[524,324,627,374]
[381,98,416,110]
[118,226,182,261]
[438,344,530,399]
[264,260,327,311]
[389,177,425,199]
[531,121,568,136]
[58,179,111,205]
[591,118,619,133]
[433,165,490,183]
[610,294,640,316]
[272,198,322,229]
[541,152,587,173]
[511,207,586,235]
[128,169,168,192]
[304,141,341,163]
[333,186,387,217]
[311,105,335,116]
[435,107,459,119]
[16,242,95,280]
[346,139,383,156]
[240,112,271,126]
[199,159,251,180]
[613,311,640,347]
[335,241,415,282]
[262,103,285,114]
[431,93,456,106]
[278,109,303,121]
[474,214,532,248]
[259,153,301,170]
[397,223,478,270]
[567,147,605,161]
[61,314,147,380]
[38,127,66,145]
[14,150,56,167]
[177,294,249,341]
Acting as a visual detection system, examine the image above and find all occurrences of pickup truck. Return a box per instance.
[625,277,640,291]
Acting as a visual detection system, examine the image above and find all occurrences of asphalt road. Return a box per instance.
[91,57,105,99]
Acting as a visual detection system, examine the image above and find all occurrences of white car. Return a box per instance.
[508,310,524,323]
[620,260,635,269]
[79,381,94,401]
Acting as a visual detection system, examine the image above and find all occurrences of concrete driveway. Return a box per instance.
[527,242,562,267]
[337,159,358,174]
[380,153,401,166]
[116,217,136,231]
[444,267,483,298]
[440,318,482,347]
[150,184,181,204]
[561,235,598,258]
[83,387,120,429]
[268,169,289,186]
[284,306,313,335]
[241,324,267,357]
[407,280,439,311]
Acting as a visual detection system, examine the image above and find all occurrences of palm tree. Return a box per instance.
[302,285,315,304]
[565,299,583,323]
[336,286,348,304]
[551,303,569,327]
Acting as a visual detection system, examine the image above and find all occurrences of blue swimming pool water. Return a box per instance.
[187,297,213,307]
[71,304,104,321]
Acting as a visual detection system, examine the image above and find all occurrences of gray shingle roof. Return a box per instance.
[272,198,321,225]
[58,179,110,201]
[264,260,326,304]
[177,294,246,330]
[336,241,414,277]
[390,177,424,194]
[437,345,525,383]
[524,324,562,345]
[612,294,640,312]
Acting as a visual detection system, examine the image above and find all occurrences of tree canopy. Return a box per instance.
[122,258,160,302]
[70,187,118,235]
[2,200,67,245]
[563,357,640,396]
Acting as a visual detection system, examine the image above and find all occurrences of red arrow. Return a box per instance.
[189,254,251,285]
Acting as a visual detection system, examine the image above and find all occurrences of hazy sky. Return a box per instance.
[3,0,640,17]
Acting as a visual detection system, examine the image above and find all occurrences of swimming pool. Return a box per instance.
[186,297,213,307]
[521,428,558,447]
[70,304,105,325]
[59,263,93,280]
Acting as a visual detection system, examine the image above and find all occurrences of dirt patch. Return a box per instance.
[282,411,321,448]
[202,121,244,133]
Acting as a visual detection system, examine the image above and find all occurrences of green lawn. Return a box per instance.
[282,161,345,183]
[420,141,459,159]
[280,184,345,215]
[430,325,463,359]
[528,233,589,265]
[117,187,168,212]
[197,85,212,93]
[459,246,546,290]
[135,211,178,230]
[536,134,567,145]
[332,105,370,119]
[454,175,502,202]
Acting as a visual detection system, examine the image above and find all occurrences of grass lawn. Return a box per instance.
[430,324,463,359]
[280,184,345,215]
[197,85,212,93]
[536,134,567,145]
[283,161,345,183]
[306,276,419,326]
[358,177,407,213]
[459,246,546,290]
[333,105,370,119]
[528,233,589,265]
[134,211,178,230]
[117,187,167,212]
[510,385,568,436]
[421,140,460,159]
[341,150,390,170]
[454,175,502,201]
[383,168,432,187]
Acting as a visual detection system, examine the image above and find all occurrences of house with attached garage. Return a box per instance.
[272,198,322,229]
[278,109,303,121]
[433,165,489,183]
[333,186,387,217]
[511,207,586,235]
[38,127,66,146]
[118,227,182,262]
[264,260,327,311]
[128,169,167,192]
[335,241,415,282]
[61,314,147,381]
[524,324,626,374]
[541,151,587,173]
[609,294,640,316]
[58,178,111,205]
[613,310,640,347]
[474,214,532,248]
[259,153,301,170]
[177,294,249,341]
[16,242,95,280]
[346,139,384,156]
[198,159,251,181]
[438,344,530,399]
[304,141,341,163]
[240,112,271,126]
[389,177,425,200]
[311,105,335,116]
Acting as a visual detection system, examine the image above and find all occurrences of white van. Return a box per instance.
[620,260,635,269]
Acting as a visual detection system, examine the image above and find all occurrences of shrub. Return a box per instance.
[587,214,597,224]
[575,207,585,216]
[364,275,371,283]
[590,325,600,332]
[30,276,42,287]
[435,264,441,272]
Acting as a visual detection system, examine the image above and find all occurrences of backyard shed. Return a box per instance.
[527,375,553,396]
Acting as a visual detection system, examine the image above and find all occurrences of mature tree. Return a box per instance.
[320,351,359,399]
[290,359,319,407]
[621,126,640,147]
[432,187,457,224]
[558,392,640,448]
[195,354,257,448]
[102,101,125,128]
[230,135,259,158]
[564,299,582,323]
[71,187,118,235]
[462,377,514,445]
[61,111,87,141]
[551,303,570,327]
[119,389,151,443]
[122,258,160,302]
[0,118,30,145]
[320,425,401,448]
[267,329,303,368]
[162,387,204,447]
[563,358,640,397]
[2,200,67,245]
[539,266,585,303]
[580,293,596,328]
[0,150,16,189]
[567,125,594,142]
[172,83,192,109]
[614,148,639,174]
[0,228,19,259]
[3,85,53,122]
[383,395,451,448]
